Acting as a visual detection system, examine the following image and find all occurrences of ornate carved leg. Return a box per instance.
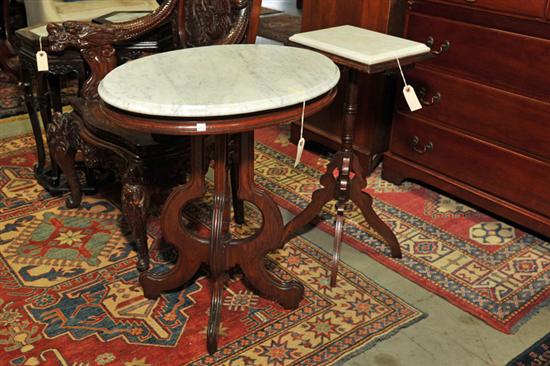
[121,168,150,272]
[350,181,402,258]
[140,137,206,299]
[207,134,231,354]
[282,158,338,242]
[237,132,304,309]
[80,45,117,100]
[47,113,82,208]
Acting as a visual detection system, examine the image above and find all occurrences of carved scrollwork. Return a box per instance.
[47,112,73,154]
[185,0,250,47]
[80,45,117,100]
[47,22,120,52]
[46,0,179,99]
[48,112,82,208]
[46,0,178,52]
[81,143,101,168]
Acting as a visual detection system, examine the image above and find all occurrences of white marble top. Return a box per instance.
[105,12,150,23]
[99,44,340,117]
[29,25,48,37]
[289,25,431,66]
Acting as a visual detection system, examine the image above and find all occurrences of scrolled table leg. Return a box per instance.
[350,180,402,259]
[236,132,304,309]
[139,137,206,299]
[282,157,339,242]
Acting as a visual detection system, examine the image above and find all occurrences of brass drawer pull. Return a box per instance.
[426,36,451,55]
[412,136,434,154]
[418,87,442,106]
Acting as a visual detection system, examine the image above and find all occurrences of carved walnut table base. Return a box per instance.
[97,44,340,354]
[134,89,336,353]
[140,132,305,354]
[96,92,338,354]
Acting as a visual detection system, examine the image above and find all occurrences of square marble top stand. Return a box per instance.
[284,26,432,286]
[15,24,93,195]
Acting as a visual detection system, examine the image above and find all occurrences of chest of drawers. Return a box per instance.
[383,0,550,237]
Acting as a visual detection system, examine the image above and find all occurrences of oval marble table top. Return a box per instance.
[98,44,340,118]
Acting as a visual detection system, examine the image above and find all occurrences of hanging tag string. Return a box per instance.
[396,57,407,86]
[294,100,307,167]
[397,56,422,112]
[39,36,43,52]
[300,100,305,139]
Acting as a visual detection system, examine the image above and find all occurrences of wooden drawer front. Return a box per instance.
[440,0,547,18]
[390,113,550,217]
[405,12,550,100]
[396,67,550,159]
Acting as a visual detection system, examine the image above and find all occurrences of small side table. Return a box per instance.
[286,25,432,286]
[16,24,89,193]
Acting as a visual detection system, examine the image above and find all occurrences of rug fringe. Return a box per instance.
[333,312,428,366]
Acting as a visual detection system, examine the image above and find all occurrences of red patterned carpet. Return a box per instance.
[0,132,425,365]
[255,124,550,334]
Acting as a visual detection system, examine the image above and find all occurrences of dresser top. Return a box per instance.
[98,44,340,118]
[289,25,431,66]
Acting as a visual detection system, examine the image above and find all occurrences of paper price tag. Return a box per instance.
[196,123,206,132]
[36,51,49,72]
[294,137,305,167]
[403,85,422,112]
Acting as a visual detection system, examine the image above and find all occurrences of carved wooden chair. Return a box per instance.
[46,0,262,272]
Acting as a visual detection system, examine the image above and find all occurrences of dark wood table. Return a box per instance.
[286,25,432,286]
[15,24,90,194]
[96,44,339,353]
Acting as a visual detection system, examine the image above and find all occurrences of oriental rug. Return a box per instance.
[0,132,424,366]
[258,13,301,43]
[506,332,550,366]
[254,125,550,334]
